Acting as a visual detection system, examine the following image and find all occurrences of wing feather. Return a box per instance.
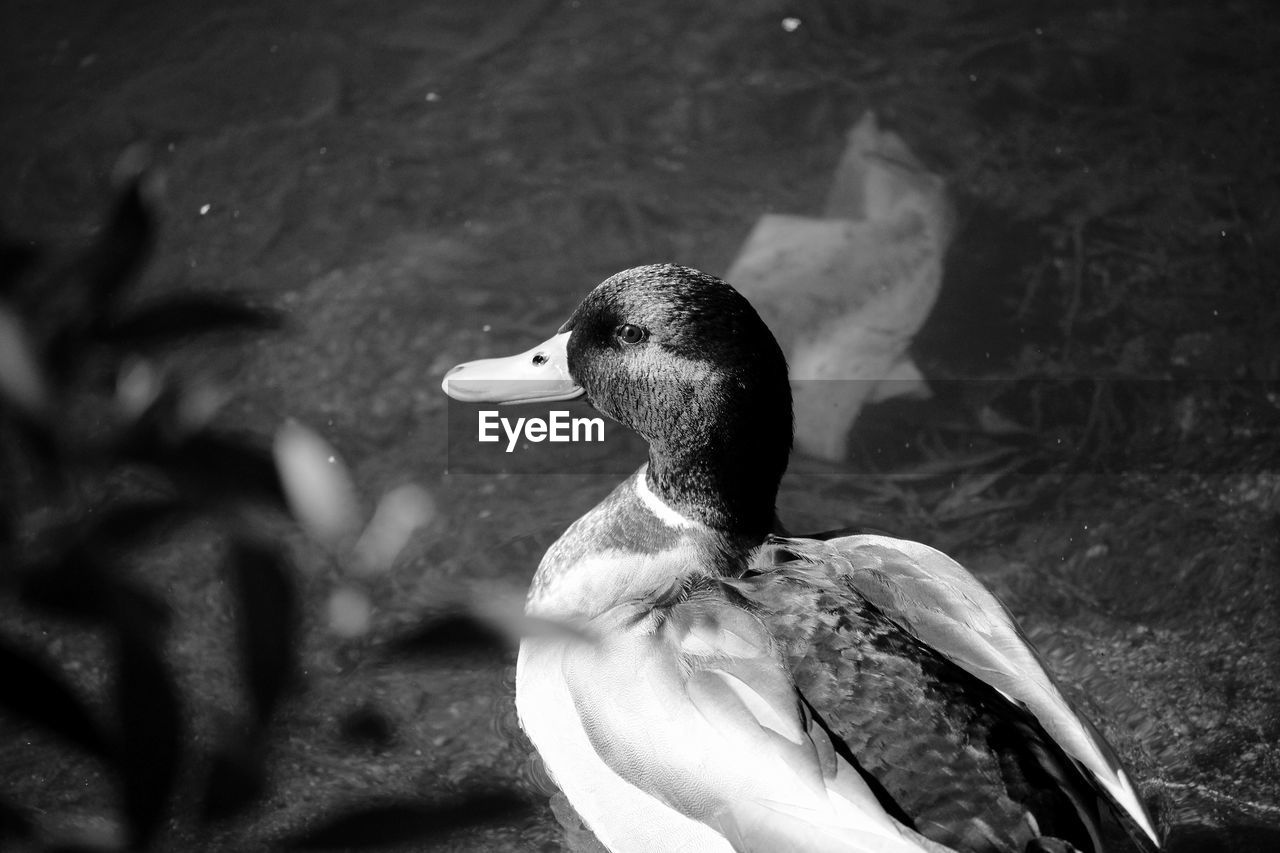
[759,534,1160,848]
[563,593,939,853]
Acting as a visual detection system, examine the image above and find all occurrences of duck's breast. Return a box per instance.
[519,590,936,853]
[517,633,735,853]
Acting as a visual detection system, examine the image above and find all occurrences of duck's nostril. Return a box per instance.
[532,353,548,366]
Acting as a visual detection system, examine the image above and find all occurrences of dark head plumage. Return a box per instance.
[559,264,793,539]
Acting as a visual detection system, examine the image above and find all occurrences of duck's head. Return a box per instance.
[443,264,793,539]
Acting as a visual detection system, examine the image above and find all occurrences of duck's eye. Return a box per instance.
[615,324,648,346]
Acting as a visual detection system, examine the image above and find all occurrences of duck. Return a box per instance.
[441,263,1162,853]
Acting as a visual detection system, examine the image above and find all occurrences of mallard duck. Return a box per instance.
[441,264,1161,853]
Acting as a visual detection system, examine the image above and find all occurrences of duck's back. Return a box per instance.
[781,585,1089,851]
[736,535,1159,853]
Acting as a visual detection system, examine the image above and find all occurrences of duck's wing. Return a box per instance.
[563,590,948,853]
[755,534,1160,850]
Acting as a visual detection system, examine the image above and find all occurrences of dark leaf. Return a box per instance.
[75,499,199,555]
[280,792,534,849]
[21,560,169,642]
[200,738,266,823]
[0,634,109,758]
[229,540,298,723]
[175,433,290,508]
[29,168,156,381]
[114,630,182,849]
[83,179,153,316]
[122,430,288,511]
[381,611,510,662]
[100,295,280,350]
[381,609,588,663]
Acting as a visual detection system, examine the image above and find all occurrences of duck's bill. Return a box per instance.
[441,331,584,404]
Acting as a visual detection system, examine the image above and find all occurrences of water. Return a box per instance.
[2,1,1276,850]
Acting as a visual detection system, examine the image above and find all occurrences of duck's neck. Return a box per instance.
[644,403,790,544]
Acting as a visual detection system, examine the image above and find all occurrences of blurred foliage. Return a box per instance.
[0,162,530,850]
[0,155,289,850]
